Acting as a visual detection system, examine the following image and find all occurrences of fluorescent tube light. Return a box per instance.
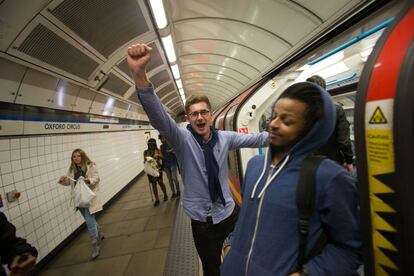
[296,51,346,81]
[176,79,183,89]
[297,64,310,71]
[172,64,180,79]
[103,98,115,116]
[326,72,357,86]
[316,62,350,79]
[105,98,114,109]
[57,85,65,107]
[360,48,373,58]
[307,51,344,75]
[149,0,168,29]
[162,35,176,63]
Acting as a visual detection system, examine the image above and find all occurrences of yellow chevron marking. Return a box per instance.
[374,245,399,270]
[369,177,394,194]
[375,264,387,275]
[372,211,396,232]
[371,195,396,212]
[373,230,397,250]
[366,107,398,274]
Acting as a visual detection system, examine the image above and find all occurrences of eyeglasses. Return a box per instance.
[188,109,210,119]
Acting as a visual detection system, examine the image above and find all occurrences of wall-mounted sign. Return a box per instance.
[239,127,249,134]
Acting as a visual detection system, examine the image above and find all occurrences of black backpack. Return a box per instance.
[296,155,328,271]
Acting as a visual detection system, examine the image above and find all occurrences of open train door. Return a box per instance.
[355,1,414,275]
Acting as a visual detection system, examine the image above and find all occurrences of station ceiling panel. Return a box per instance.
[0,0,372,118]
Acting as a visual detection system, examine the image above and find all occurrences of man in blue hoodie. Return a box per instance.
[221,82,361,275]
[127,44,268,276]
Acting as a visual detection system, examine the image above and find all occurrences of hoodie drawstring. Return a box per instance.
[258,155,289,198]
[250,149,269,199]
[250,151,290,199]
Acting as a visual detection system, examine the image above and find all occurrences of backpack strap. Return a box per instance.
[296,155,325,271]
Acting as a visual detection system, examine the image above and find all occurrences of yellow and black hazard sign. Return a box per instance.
[366,129,399,274]
[365,100,399,274]
[369,106,388,124]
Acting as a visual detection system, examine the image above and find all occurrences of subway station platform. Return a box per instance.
[36,174,200,276]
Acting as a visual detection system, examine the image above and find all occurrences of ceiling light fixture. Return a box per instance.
[176,79,183,89]
[360,48,373,58]
[149,0,168,29]
[149,1,185,110]
[308,17,394,65]
[326,72,357,86]
[162,35,176,63]
[296,51,345,80]
[171,64,180,79]
[316,62,350,79]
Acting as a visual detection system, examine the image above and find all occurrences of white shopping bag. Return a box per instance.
[70,176,96,208]
[144,156,160,177]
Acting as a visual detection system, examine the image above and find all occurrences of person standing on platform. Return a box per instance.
[159,135,181,198]
[306,75,354,173]
[144,138,168,207]
[127,43,268,276]
[58,148,104,260]
[220,82,361,275]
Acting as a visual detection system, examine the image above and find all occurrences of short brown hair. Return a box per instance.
[306,75,326,89]
[185,95,211,114]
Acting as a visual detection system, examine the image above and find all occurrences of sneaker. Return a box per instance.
[153,200,160,207]
[91,243,100,260]
[163,195,168,201]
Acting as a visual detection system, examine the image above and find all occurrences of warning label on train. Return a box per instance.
[365,99,398,273]
[365,99,394,180]
[365,99,393,130]
[369,106,388,124]
[366,131,393,165]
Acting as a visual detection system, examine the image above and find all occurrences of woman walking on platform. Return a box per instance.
[58,148,104,260]
[144,138,168,207]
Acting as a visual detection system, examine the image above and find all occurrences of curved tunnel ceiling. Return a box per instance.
[0,0,372,119]
[166,0,370,112]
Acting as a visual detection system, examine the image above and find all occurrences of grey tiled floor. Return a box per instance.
[37,174,180,276]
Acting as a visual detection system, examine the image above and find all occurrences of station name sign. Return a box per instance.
[0,119,150,136]
[44,123,81,130]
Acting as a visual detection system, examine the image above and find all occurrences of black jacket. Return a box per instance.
[0,212,38,275]
[316,104,354,165]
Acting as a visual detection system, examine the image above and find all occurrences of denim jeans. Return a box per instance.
[164,163,180,194]
[78,207,99,240]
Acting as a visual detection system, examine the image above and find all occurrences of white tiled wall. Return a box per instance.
[0,129,159,261]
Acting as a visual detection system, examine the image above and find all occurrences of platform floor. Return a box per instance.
[37,174,182,276]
